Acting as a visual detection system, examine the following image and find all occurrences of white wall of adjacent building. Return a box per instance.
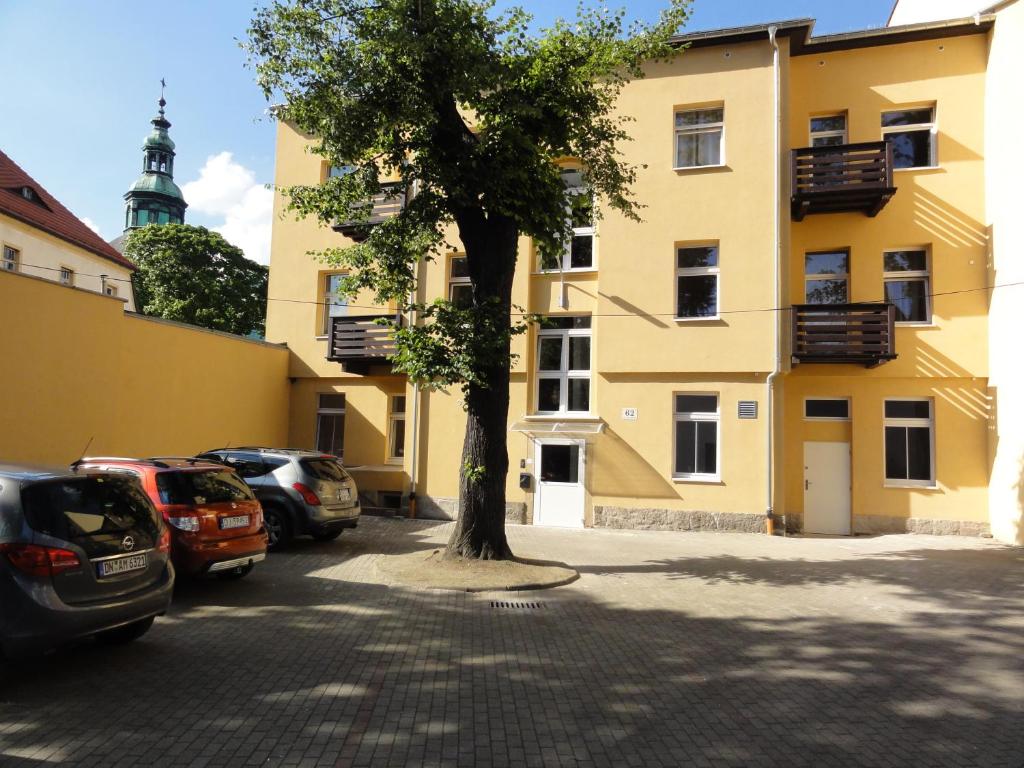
[984,0,1024,544]
[888,0,990,25]
[0,215,136,311]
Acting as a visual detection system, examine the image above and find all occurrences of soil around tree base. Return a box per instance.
[375,549,579,592]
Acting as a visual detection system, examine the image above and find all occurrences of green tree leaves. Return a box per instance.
[125,224,269,337]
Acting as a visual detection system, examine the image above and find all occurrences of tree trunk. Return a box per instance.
[446,213,518,560]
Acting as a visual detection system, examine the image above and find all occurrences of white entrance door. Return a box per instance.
[534,440,585,528]
[803,441,851,535]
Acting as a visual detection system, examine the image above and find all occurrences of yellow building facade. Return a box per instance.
[266,11,1021,541]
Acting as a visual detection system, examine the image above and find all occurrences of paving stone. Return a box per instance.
[0,518,1021,767]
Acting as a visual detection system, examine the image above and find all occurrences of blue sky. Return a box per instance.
[0,0,894,263]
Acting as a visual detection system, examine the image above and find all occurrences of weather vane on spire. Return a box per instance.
[159,78,167,114]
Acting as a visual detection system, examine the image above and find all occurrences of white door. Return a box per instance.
[803,441,851,535]
[534,440,585,528]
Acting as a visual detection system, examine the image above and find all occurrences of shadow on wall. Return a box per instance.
[588,426,679,502]
[1,523,1022,765]
[911,186,988,252]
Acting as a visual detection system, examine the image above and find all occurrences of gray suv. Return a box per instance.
[196,448,360,551]
[0,463,174,657]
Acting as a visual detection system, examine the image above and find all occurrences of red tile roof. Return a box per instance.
[0,149,135,271]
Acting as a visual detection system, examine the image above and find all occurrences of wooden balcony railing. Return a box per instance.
[327,313,404,374]
[332,182,407,241]
[791,141,896,221]
[792,303,897,367]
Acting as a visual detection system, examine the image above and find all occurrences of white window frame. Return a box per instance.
[534,318,592,415]
[387,394,407,465]
[538,177,596,274]
[675,244,720,321]
[883,398,935,488]
[672,393,720,482]
[883,249,931,325]
[322,272,349,336]
[804,249,850,304]
[882,107,937,170]
[59,266,74,286]
[448,255,472,306]
[809,113,848,147]
[105,284,119,298]
[674,107,725,170]
[2,245,18,272]
[803,397,851,421]
[315,393,346,460]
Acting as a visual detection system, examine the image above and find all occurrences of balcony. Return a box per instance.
[331,182,407,242]
[327,314,404,374]
[791,303,897,367]
[791,141,896,221]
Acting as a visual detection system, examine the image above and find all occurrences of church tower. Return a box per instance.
[122,84,187,232]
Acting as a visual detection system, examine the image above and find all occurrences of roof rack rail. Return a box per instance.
[71,457,170,470]
[147,456,209,465]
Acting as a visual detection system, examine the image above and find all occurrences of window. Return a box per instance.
[322,273,349,334]
[2,245,18,272]
[882,108,936,169]
[883,249,930,323]
[539,169,595,272]
[536,317,591,414]
[805,398,850,420]
[676,245,719,319]
[884,399,934,486]
[315,394,346,459]
[810,114,848,147]
[105,284,119,298]
[449,255,472,308]
[59,266,74,286]
[675,107,724,169]
[804,250,849,304]
[673,394,719,479]
[388,395,407,463]
[328,164,356,179]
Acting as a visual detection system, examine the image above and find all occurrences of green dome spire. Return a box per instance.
[122,80,188,233]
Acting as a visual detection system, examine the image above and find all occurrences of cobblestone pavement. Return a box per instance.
[2,518,1023,767]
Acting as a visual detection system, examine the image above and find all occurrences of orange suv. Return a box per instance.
[73,458,267,580]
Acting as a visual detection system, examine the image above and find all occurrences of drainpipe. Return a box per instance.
[406,180,421,518]
[765,25,782,535]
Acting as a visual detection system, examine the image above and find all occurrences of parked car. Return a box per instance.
[73,458,267,580]
[0,462,174,657]
[196,448,360,551]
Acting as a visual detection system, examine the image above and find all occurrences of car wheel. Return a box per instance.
[216,562,255,580]
[262,506,292,552]
[312,530,342,543]
[97,616,155,645]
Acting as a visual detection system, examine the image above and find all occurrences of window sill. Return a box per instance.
[673,316,723,324]
[533,268,598,276]
[672,476,723,485]
[893,166,941,173]
[315,334,328,341]
[526,413,598,421]
[673,164,730,173]
[895,322,935,328]
[884,481,938,490]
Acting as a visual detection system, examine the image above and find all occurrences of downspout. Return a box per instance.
[406,181,421,518]
[765,25,782,535]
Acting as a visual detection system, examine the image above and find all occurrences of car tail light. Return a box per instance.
[167,515,200,532]
[0,543,81,577]
[157,526,172,553]
[293,482,322,506]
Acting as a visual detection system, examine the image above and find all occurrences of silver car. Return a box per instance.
[0,463,174,657]
[196,448,360,551]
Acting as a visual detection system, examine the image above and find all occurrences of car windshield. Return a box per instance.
[300,458,350,482]
[21,475,160,545]
[156,470,254,505]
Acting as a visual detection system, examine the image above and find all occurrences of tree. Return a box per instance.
[125,224,269,337]
[247,0,689,559]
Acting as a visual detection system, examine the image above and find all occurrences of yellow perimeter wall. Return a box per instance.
[0,270,290,466]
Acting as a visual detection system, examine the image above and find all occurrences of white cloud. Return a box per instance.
[182,152,273,265]
[81,216,103,237]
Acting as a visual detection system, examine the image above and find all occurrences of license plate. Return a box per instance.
[335,488,350,501]
[219,515,250,530]
[97,553,148,578]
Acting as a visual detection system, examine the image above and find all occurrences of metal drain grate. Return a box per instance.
[490,600,547,610]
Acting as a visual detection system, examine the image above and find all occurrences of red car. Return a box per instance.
[74,458,267,580]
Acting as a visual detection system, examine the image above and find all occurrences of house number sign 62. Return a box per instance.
[622,407,638,421]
